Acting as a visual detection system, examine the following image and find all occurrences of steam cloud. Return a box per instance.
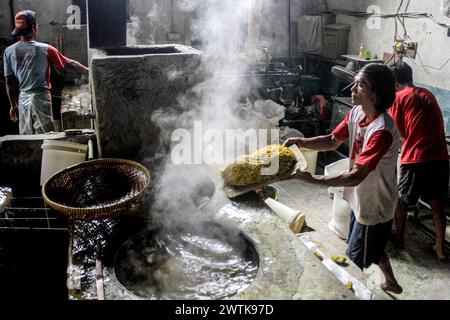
[138,0,286,229]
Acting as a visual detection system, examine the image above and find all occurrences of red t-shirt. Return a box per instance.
[332,111,393,170]
[389,86,449,164]
[46,44,71,89]
[47,45,71,69]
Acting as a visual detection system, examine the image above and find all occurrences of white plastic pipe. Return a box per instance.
[264,198,305,233]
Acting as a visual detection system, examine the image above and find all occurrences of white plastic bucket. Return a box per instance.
[324,158,349,196]
[324,158,351,240]
[40,140,88,185]
[299,148,318,174]
[283,127,304,139]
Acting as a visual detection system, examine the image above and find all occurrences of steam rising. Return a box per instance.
[145,2,161,44]
[143,0,280,231]
[127,15,141,46]
[105,1,298,298]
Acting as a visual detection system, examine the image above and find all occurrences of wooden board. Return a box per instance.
[222,145,307,199]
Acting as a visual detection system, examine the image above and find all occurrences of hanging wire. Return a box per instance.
[394,15,398,41]
[407,54,450,71]
[397,0,404,15]
[333,9,448,28]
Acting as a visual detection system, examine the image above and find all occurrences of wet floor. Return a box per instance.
[272,179,450,300]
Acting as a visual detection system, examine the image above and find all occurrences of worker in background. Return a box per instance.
[389,61,449,261]
[3,10,89,135]
[283,63,403,294]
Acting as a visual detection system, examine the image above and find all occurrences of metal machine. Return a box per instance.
[245,49,323,137]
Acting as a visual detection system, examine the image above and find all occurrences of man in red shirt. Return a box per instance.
[284,64,402,294]
[3,10,88,134]
[389,61,449,260]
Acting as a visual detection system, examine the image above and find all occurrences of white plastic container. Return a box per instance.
[324,158,349,196]
[282,127,304,139]
[299,148,318,174]
[324,158,351,240]
[40,140,88,185]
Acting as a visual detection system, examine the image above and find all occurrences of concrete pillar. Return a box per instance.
[86,0,127,48]
[72,0,87,25]
[90,45,202,161]
[0,0,14,39]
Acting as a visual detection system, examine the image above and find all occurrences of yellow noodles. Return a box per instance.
[222,145,297,186]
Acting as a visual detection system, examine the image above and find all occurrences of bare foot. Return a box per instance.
[381,282,403,294]
[433,245,447,261]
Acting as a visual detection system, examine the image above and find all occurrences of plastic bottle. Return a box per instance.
[358,44,366,58]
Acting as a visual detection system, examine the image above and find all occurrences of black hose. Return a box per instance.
[288,0,292,69]
[9,0,15,34]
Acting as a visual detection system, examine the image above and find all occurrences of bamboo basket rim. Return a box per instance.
[42,158,151,220]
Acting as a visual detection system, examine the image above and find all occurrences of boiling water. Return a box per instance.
[113,226,259,299]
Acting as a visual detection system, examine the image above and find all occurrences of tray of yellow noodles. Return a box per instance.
[221,144,307,198]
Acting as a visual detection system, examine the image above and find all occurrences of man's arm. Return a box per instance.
[47,45,89,73]
[65,59,89,73]
[5,75,18,122]
[286,130,393,187]
[283,134,343,152]
[290,163,371,187]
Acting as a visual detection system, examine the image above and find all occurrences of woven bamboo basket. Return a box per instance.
[42,158,151,221]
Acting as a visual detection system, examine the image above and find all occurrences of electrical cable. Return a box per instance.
[403,0,411,37]
[288,0,291,68]
[9,0,15,32]
[393,10,398,41]
[397,0,404,14]
[333,9,448,28]
[395,1,407,39]
[407,53,450,70]
[405,0,411,12]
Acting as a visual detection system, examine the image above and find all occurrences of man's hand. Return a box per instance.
[9,105,18,122]
[281,169,314,182]
[283,137,304,148]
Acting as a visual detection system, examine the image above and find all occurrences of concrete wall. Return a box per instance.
[126,0,312,58]
[245,0,328,58]
[328,0,450,90]
[87,0,127,48]
[1,0,318,61]
[0,0,88,82]
[328,0,450,133]
[127,0,186,45]
[258,0,290,57]
[62,25,88,81]
[0,0,14,39]
[1,0,72,44]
